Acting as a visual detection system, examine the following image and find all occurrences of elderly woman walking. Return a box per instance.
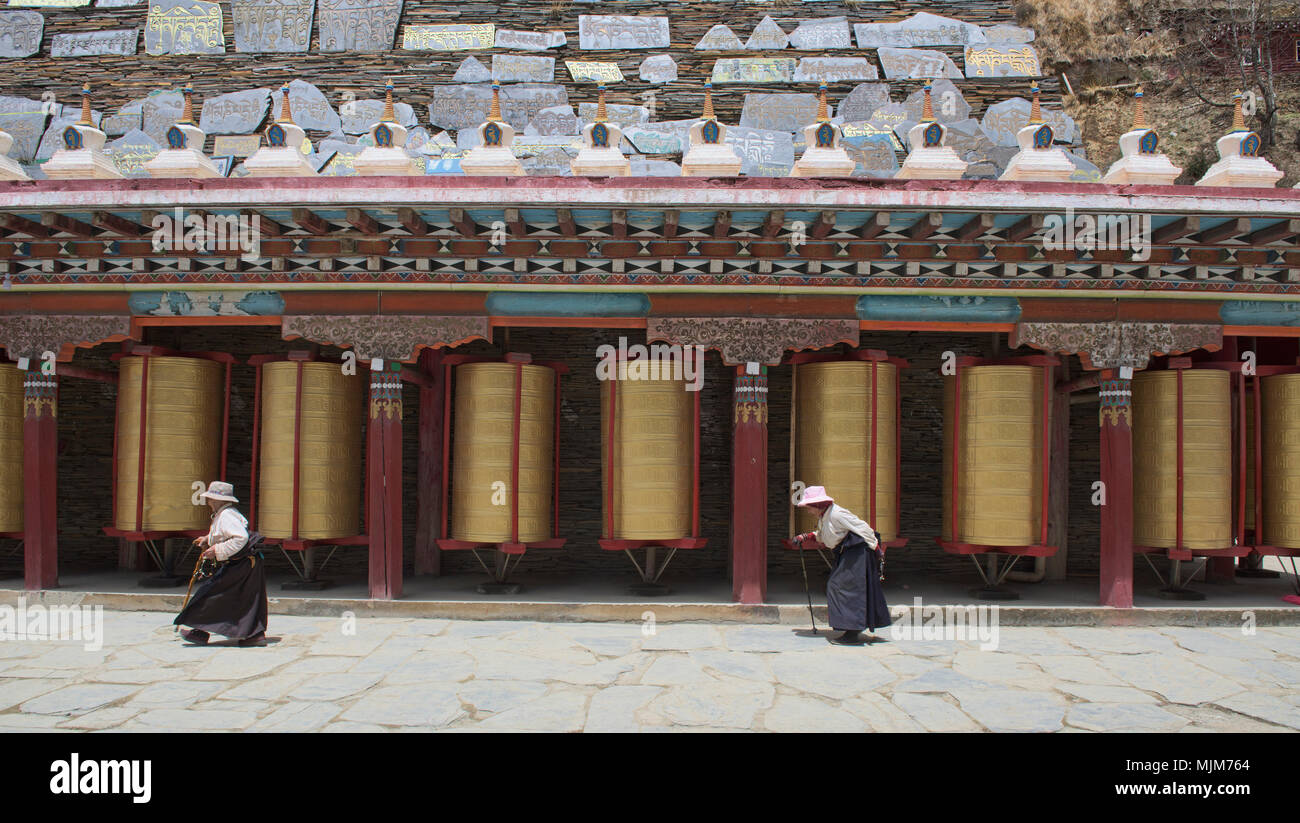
[175,481,268,647]
[795,485,891,646]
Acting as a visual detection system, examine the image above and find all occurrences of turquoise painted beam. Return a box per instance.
[856,295,1021,324]
[1219,301,1300,327]
[127,290,285,316]
[485,292,651,318]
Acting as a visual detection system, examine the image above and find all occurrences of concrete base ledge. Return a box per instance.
[3,588,1298,627]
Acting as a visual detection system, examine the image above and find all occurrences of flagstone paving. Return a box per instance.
[0,612,1296,732]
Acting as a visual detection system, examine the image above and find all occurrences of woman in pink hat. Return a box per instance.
[795,485,891,646]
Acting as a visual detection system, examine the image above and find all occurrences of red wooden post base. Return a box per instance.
[731,365,767,604]
[23,372,58,590]
[367,367,404,600]
[1098,371,1134,608]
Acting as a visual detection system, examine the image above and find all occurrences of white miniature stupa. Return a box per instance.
[1101,88,1181,185]
[461,83,524,176]
[144,84,222,179]
[243,84,317,177]
[998,84,1075,182]
[790,84,854,178]
[571,86,630,177]
[0,125,29,181]
[1195,91,1284,188]
[681,82,742,177]
[43,84,123,180]
[355,79,420,177]
[895,83,968,180]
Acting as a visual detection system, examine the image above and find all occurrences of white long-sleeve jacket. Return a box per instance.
[816,503,879,551]
[206,504,249,561]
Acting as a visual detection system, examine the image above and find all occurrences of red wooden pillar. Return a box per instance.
[23,371,58,590]
[367,365,404,599]
[731,364,767,604]
[1098,369,1134,608]
[414,348,445,576]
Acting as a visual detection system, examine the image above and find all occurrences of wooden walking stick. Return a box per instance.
[175,546,206,634]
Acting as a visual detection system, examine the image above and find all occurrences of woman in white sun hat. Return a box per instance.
[174,481,268,647]
[795,485,891,646]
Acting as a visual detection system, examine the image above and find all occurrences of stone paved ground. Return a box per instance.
[1,611,1298,732]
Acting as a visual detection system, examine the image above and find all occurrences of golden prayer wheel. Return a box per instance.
[0,364,23,534]
[790,354,903,542]
[941,359,1053,548]
[113,353,227,533]
[1245,389,1256,531]
[1260,372,1300,548]
[1132,368,1233,551]
[254,360,364,541]
[447,359,559,545]
[600,366,696,541]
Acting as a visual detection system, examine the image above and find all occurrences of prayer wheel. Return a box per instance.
[114,354,225,533]
[942,361,1050,547]
[1260,373,1300,548]
[791,355,901,541]
[601,366,695,541]
[1132,368,1233,550]
[1245,389,1255,531]
[255,361,364,541]
[450,361,556,544]
[0,364,22,533]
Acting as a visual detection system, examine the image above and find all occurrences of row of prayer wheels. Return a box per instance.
[6,348,1300,559]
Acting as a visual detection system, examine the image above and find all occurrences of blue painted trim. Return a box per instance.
[128,290,285,316]
[485,291,650,318]
[1219,300,1300,327]
[856,294,1021,323]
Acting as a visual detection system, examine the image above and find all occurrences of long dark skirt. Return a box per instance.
[174,554,268,640]
[827,532,892,632]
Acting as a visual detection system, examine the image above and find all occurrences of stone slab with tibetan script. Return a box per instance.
[287,79,341,133]
[492,54,555,83]
[964,45,1041,78]
[200,88,271,135]
[639,54,677,84]
[453,56,491,83]
[318,0,402,52]
[876,47,962,80]
[144,0,225,55]
[495,29,565,51]
[0,10,43,58]
[578,15,669,50]
[231,0,314,53]
[428,84,568,131]
[101,112,140,137]
[739,93,824,132]
[788,17,851,50]
[51,28,138,57]
[854,12,987,48]
[341,100,417,135]
[402,23,494,52]
[565,61,623,84]
[724,125,794,176]
[211,134,263,157]
[711,58,796,84]
[0,102,49,163]
[793,57,877,84]
[695,24,741,51]
[106,129,162,178]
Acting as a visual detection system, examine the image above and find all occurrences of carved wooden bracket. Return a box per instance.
[1011,321,1223,370]
[646,317,859,366]
[0,315,134,362]
[281,315,490,362]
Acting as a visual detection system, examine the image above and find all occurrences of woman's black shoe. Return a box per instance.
[828,630,865,646]
[180,628,209,645]
[237,631,267,647]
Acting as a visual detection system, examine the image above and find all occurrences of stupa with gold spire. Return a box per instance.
[1195,91,1283,188]
[681,82,742,177]
[43,84,123,180]
[790,84,854,178]
[145,84,222,179]
[895,83,967,180]
[998,84,1075,182]
[355,79,421,176]
[243,83,317,177]
[571,86,630,177]
[461,83,524,176]
[1102,89,1181,185]
[0,123,29,181]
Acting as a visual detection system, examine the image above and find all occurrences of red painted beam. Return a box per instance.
[346,208,380,235]
[662,209,679,239]
[241,209,283,237]
[762,210,785,239]
[1194,217,1249,245]
[610,208,627,239]
[1243,218,1300,246]
[556,208,577,237]
[0,214,49,238]
[956,213,994,242]
[713,210,731,239]
[859,212,890,240]
[291,208,330,236]
[908,212,943,241]
[1152,216,1199,244]
[92,211,143,236]
[1006,213,1044,242]
[810,210,836,239]
[41,212,95,237]
[398,207,427,236]
[504,207,526,238]
[23,372,58,590]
